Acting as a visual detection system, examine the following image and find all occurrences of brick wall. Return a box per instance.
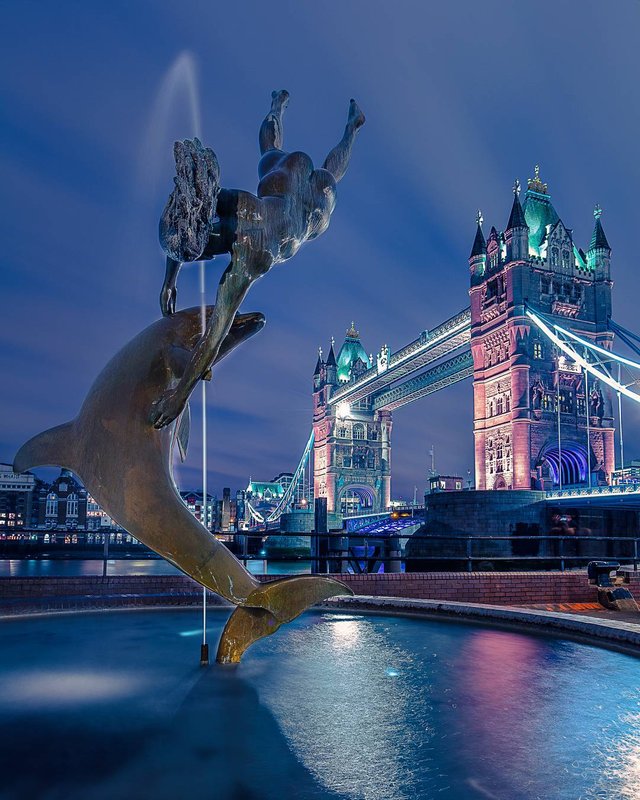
[4,570,640,612]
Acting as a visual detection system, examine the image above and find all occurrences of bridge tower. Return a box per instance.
[469,169,615,490]
[313,324,392,516]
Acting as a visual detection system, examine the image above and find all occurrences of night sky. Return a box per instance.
[2,1,640,500]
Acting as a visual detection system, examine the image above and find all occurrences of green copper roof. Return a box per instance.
[247,481,285,499]
[337,323,371,383]
[523,190,559,255]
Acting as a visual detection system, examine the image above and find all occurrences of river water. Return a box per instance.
[0,558,311,577]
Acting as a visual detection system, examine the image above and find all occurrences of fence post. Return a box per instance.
[466,536,472,572]
[635,538,638,572]
[559,536,565,573]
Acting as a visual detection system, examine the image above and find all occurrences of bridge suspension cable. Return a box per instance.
[264,429,315,524]
[526,309,640,405]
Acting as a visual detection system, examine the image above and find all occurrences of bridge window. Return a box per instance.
[338,426,348,438]
[505,394,511,412]
[577,397,586,416]
[368,428,378,441]
[533,342,543,359]
[367,451,375,469]
[542,394,552,411]
[551,247,559,267]
[559,389,574,414]
[496,397,503,415]
[352,423,365,440]
[562,250,570,269]
[487,401,493,418]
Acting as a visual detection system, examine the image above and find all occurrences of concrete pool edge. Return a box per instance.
[4,594,640,659]
[322,595,640,657]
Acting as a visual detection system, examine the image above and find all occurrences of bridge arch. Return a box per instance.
[537,441,589,488]
[338,484,375,517]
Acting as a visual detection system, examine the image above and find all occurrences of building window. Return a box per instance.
[67,493,78,517]
[533,342,543,359]
[505,394,511,412]
[496,397,503,415]
[562,250,570,269]
[551,247,559,266]
[338,426,347,438]
[369,429,378,441]
[45,493,58,517]
[352,423,365,440]
[577,397,586,416]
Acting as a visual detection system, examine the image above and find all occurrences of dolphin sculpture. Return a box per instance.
[14,307,352,663]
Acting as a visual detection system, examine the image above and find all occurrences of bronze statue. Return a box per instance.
[14,308,352,662]
[14,90,364,662]
[152,90,365,429]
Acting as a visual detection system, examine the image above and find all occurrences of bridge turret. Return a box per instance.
[504,179,529,262]
[470,166,616,491]
[313,347,324,392]
[469,209,487,286]
[588,204,611,281]
[325,339,338,386]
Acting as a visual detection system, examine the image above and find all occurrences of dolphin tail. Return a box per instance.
[14,422,76,474]
[215,575,353,664]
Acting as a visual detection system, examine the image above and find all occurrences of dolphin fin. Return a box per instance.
[14,422,76,474]
[176,403,190,462]
[216,575,353,663]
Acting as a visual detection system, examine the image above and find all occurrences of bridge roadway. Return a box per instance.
[328,307,471,410]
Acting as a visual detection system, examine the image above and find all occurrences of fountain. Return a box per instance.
[13,74,365,663]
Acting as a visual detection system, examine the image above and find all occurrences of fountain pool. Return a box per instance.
[1,608,639,799]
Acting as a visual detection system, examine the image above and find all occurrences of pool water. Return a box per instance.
[1,609,639,799]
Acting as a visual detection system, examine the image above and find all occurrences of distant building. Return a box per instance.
[245,480,285,524]
[427,475,464,493]
[0,463,37,532]
[612,460,640,486]
[36,469,88,530]
[180,490,215,530]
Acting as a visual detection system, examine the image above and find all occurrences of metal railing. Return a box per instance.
[3,530,639,575]
[229,531,640,574]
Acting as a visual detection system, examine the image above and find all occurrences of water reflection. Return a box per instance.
[0,558,310,577]
[247,613,430,800]
[2,609,640,799]
[248,615,640,800]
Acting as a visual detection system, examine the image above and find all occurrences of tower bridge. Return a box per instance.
[255,167,640,527]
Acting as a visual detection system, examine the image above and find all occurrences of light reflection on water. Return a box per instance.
[246,614,640,800]
[1,609,640,799]
[0,558,311,577]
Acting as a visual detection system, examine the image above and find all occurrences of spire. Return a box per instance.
[589,204,611,251]
[506,179,527,230]
[313,350,322,376]
[326,340,337,366]
[469,209,486,258]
